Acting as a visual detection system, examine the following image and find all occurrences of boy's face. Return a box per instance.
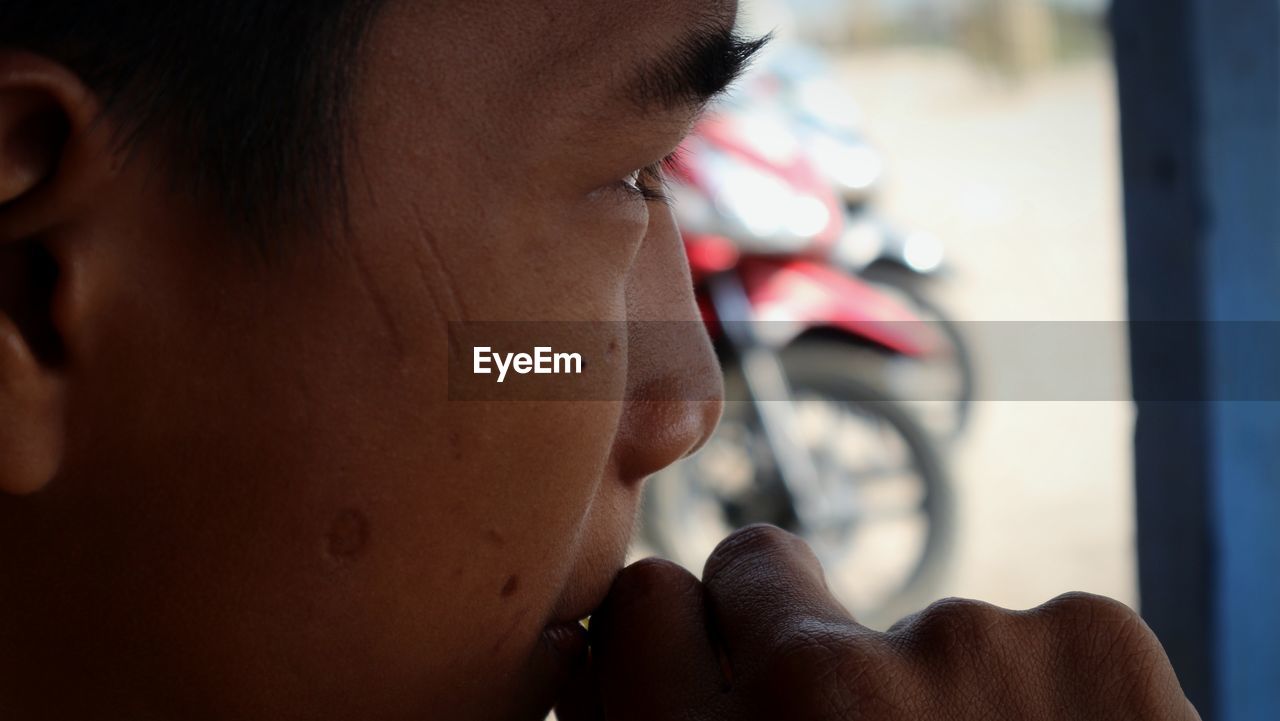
[0,1,729,719]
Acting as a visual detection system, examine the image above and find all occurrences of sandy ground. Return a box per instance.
[836,48,1137,612]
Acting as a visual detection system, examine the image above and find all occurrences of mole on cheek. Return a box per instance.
[500,574,520,599]
[326,509,371,559]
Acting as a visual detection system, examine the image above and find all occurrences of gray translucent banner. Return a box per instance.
[447,321,1280,401]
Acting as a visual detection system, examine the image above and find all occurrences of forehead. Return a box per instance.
[361,0,735,140]
[345,0,744,218]
[436,0,737,73]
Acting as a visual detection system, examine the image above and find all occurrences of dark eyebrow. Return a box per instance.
[624,24,771,114]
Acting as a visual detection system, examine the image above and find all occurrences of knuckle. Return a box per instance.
[1035,592,1166,679]
[892,598,1011,656]
[702,524,801,581]
[1042,595,1192,717]
[1037,592,1146,641]
[1041,591,1138,622]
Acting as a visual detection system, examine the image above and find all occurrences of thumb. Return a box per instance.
[702,525,856,680]
[589,559,733,719]
[553,648,604,721]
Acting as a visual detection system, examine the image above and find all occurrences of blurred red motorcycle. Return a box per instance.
[642,109,955,625]
[737,42,976,441]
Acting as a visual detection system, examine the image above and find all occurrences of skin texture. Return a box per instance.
[559,525,1203,721]
[0,1,1199,720]
[0,2,726,719]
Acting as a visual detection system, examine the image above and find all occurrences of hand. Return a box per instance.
[557,525,1200,721]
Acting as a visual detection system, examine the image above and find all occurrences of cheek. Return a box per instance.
[341,399,628,715]
[451,203,644,323]
[51,223,633,716]
[268,313,629,686]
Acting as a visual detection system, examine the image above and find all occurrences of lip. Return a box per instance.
[540,619,590,668]
[540,561,621,665]
[548,558,620,624]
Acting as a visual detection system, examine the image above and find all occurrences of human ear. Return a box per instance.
[0,51,106,495]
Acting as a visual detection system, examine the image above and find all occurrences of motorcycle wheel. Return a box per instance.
[642,342,955,629]
[857,265,977,443]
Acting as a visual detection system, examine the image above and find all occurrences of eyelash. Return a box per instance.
[621,151,684,204]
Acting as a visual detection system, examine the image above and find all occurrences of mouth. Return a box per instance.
[538,486,646,670]
[541,617,591,669]
[540,561,620,665]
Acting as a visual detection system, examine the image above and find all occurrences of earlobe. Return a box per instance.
[0,318,62,495]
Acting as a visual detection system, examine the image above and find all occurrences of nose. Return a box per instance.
[611,324,725,483]
[610,206,724,483]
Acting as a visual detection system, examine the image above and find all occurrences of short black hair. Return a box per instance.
[1,1,388,245]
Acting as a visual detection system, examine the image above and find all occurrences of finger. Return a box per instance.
[521,620,593,721]
[701,525,856,672]
[553,655,604,721]
[589,558,731,719]
[1028,593,1204,721]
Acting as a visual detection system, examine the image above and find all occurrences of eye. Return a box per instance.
[617,151,684,203]
[621,168,645,194]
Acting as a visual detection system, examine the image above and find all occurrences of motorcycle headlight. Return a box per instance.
[809,134,884,197]
[902,232,945,274]
[705,149,831,253]
[833,213,888,272]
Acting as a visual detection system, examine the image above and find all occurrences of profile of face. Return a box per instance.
[0,1,737,719]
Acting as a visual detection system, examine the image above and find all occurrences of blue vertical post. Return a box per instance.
[1113,2,1280,720]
